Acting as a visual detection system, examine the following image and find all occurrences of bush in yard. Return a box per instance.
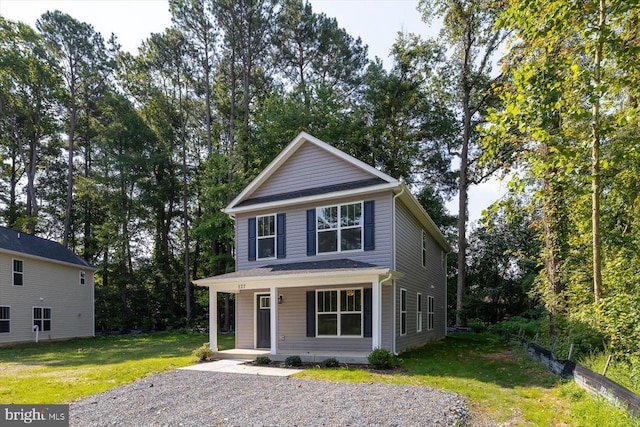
[368,348,401,370]
[321,357,340,368]
[255,356,271,365]
[467,318,488,333]
[285,355,302,367]
[192,343,214,362]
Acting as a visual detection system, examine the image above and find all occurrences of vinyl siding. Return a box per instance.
[250,142,375,199]
[235,290,265,349]
[394,201,447,353]
[0,252,94,344]
[236,192,394,271]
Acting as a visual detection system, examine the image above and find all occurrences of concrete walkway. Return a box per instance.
[179,359,302,377]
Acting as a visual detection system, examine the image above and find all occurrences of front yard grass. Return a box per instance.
[0,332,233,404]
[295,333,638,426]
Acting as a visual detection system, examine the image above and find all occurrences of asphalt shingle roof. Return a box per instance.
[0,226,95,269]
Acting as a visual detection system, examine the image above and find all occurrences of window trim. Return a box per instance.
[316,288,363,338]
[417,293,423,332]
[256,213,277,260]
[400,288,407,336]
[422,231,428,268]
[13,259,24,286]
[316,202,364,254]
[79,271,86,286]
[427,296,435,331]
[33,306,52,332]
[0,306,10,334]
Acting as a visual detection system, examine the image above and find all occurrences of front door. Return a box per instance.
[256,294,271,349]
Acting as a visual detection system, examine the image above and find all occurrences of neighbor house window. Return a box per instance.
[79,271,86,286]
[13,259,23,286]
[422,231,428,267]
[400,288,407,335]
[317,202,363,253]
[317,289,362,336]
[257,214,276,259]
[0,306,10,333]
[417,293,423,332]
[427,296,435,331]
[33,307,51,332]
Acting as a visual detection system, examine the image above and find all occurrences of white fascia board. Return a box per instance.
[194,269,404,293]
[0,248,98,271]
[225,132,398,211]
[397,183,452,253]
[223,182,399,215]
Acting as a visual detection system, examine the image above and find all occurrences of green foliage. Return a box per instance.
[255,356,271,365]
[284,355,302,367]
[321,357,340,368]
[488,316,544,340]
[466,318,488,333]
[367,348,401,370]
[192,343,214,362]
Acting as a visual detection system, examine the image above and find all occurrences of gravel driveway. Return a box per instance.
[70,370,470,426]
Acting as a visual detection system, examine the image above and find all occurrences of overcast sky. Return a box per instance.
[0,0,506,224]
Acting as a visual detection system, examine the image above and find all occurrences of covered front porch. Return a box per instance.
[194,259,401,364]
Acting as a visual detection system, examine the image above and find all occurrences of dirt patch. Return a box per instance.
[477,349,520,363]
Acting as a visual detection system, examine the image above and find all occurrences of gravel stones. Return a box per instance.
[70,370,470,426]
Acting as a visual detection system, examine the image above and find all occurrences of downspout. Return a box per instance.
[391,184,405,355]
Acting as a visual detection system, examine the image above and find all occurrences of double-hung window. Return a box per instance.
[257,215,276,259]
[317,202,363,253]
[317,289,362,336]
[33,307,51,332]
[0,306,10,333]
[417,293,423,332]
[427,296,435,331]
[80,271,86,286]
[400,288,407,335]
[13,259,23,286]
[422,231,428,267]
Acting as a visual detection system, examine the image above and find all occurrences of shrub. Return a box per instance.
[367,348,401,370]
[285,355,302,367]
[255,356,271,365]
[192,343,214,362]
[321,357,340,368]
[467,318,488,333]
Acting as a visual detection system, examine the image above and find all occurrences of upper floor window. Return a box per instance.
[80,271,86,286]
[317,202,362,253]
[33,307,51,332]
[0,306,10,333]
[422,231,428,268]
[257,215,276,259]
[13,259,23,286]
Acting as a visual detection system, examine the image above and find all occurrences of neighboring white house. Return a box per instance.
[0,226,96,345]
[195,132,451,363]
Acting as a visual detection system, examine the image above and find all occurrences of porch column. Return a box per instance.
[372,280,382,349]
[270,286,277,355]
[209,288,218,351]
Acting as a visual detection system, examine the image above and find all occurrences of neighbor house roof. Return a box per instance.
[0,226,96,270]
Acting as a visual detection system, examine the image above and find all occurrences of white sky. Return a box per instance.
[0,0,506,224]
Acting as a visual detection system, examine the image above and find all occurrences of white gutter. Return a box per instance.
[391,185,405,355]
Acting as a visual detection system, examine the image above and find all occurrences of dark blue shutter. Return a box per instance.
[363,288,372,338]
[248,217,256,261]
[364,200,375,251]
[306,209,316,256]
[306,291,316,337]
[276,213,286,258]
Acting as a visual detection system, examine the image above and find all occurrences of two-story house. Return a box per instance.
[0,226,96,345]
[195,132,451,363]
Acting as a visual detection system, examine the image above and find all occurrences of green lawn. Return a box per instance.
[295,333,639,426]
[0,332,233,404]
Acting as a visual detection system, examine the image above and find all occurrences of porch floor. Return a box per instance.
[215,349,369,364]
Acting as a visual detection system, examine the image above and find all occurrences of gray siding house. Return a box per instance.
[0,227,96,345]
[195,132,451,362]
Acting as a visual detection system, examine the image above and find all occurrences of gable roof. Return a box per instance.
[224,132,399,214]
[0,226,96,270]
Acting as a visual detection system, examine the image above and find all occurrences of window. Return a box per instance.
[400,288,407,336]
[33,307,51,332]
[317,289,362,336]
[417,293,423,332]
[427,296,435,331]
[317,202,362,253]
[257,215,276,259]
[13,259,23,286]
[441,250,445,270]
[80,271,86,286]
[259,296,270,309]
[422,231,428,267]
[0,306,10,333]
